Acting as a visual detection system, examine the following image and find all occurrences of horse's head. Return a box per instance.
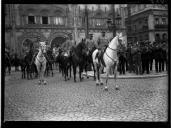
[80,40,89,56]
[116,32,126,47]
[109,32,126,50]
[39,42,47,54]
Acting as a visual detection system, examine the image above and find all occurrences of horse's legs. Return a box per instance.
[95,64,99,85]
[42,62,47,85]
[105,71,109,90]
[69,64,72,78]
[51,64,53,77]
[92,63,96,80]
[73,65,76,82]
[99,65,104,85]
[79,66,82,82]
[114,63,119,90]
[36,63,41,84]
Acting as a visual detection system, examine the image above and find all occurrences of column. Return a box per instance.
[148,14,154,30]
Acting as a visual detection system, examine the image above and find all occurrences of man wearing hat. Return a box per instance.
[95,31,109,67]
[61,37,72,55]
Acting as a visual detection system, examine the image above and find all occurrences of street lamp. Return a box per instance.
[115,14,122,31]
[107,18,115,37]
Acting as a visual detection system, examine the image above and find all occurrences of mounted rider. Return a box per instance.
[95,31,109,66]
[85,34,96,52]
[61,37,72,56]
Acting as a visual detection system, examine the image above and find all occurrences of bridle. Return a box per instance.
[104,36,122,63]
[36,46,46,66]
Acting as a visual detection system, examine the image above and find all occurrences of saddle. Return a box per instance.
[95,50,106,67]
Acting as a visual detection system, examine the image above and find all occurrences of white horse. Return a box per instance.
[35,42,47,85]
[92,33,124,90]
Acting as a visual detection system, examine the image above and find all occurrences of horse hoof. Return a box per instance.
[96,83,99,86]
[100,82,103,85]
[115,87,119,90]
[104,86,108,91]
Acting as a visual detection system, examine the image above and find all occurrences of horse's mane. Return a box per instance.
[71,41,86,58]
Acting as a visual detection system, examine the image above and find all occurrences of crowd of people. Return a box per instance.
[5,31,168,77]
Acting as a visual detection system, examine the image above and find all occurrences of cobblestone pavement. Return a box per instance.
[4,70,168,121]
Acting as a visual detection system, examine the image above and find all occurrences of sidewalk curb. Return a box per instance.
[83,71,168,79]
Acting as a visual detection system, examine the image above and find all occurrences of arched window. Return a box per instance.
[155,33,160,41]
[162,33,167,40]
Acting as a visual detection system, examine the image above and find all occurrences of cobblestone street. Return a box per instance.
[4,70,168,121]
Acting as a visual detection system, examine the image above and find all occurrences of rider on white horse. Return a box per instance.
[95,31,109,68]
[35,41,47,85]
[92,32,124,90]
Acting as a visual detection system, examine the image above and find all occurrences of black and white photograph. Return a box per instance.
[4,4,168,122]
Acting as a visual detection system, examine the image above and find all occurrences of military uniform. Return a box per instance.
[86,38,96,51]
[131,42,142,75]
[161,40,167,71]
[126,42,134,73]
[96,35,109,51]
[95,32,109,59]
[149,42,154,71]
[154,41,162,72]
[61,39,72,55]
[141,41,150,74]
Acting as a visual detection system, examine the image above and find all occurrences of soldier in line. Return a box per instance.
[132,41,142,75]
[148,42,154,71]
[153,40,163,73]
[141,40,151,74]
[126,42,134,73]
[161,39,167,72]
[118,41,127,75]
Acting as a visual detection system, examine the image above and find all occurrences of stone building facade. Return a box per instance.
[5,4,127,56]
[124,4,168,43]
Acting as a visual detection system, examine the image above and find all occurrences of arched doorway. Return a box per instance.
[51,36,67,48]
[162,33,167,40]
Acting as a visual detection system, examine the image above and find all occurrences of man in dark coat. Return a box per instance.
[141,40,150,74]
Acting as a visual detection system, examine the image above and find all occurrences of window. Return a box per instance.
[28,16,35,24]
[42,16,48,24]
[162,33,167,40]
[95,19,101,26]
[140,5,144,10]
[155,34,160,41]
[162,18,166,24]
[155,18,159,24]
[54,17,64,25]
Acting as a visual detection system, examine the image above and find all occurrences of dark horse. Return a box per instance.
[21,49,38,79]
[45,48,54,77]
[5,52,11,75]
[70,39,89,82]
[60,50,72,81]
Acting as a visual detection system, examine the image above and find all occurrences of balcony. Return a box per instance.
[16,24,73,29]
[155,24,168,29]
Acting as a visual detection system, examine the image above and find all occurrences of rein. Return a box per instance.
[36,49,46,65]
